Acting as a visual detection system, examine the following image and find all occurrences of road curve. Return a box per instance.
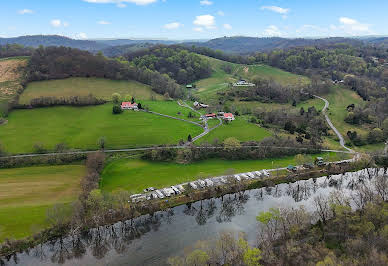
[313,95,355,153]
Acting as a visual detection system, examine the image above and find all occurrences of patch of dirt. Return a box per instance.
[0,59,27,82]
[243,66,249,74]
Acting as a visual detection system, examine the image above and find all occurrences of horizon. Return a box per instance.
[2,0,388,40]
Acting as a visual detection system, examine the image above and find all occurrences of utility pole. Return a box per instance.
[384,140,388,155]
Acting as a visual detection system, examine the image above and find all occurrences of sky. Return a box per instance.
[1,0,388,40]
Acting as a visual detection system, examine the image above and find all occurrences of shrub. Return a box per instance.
[112,105,123,114]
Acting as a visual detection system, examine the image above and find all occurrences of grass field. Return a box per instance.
[194,56,309,102]
[198,117,272,144]
[19,77,163,104]
[0,104,203,154]
[142,100,201,122]
[101,153,345,193]
[0,165,84,241]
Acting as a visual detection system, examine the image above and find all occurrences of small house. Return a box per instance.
[121,102,138,110]
[223,113,235,121]
[205,113,216,119]
[233,79,255,87]
[186,84,193,89]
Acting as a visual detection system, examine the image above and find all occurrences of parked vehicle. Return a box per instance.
[155,190,165,199]
[177,185,185,192]
[197,180,206,188]
[204,179,214,187]
[189,182,198,189]
[234,175,241,181]
[171,186,181,194]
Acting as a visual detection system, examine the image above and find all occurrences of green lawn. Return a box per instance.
[324,86,367,136]
[142,100,202,122]
[19,77,163,104]
[0,104,203,154]
[0,165,84,241]
[194,56,309,102]
[198,117,272,144]
[101,153,345,193]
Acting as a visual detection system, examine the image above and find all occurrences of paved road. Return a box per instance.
[313,95,355,153]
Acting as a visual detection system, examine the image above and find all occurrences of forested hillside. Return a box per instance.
[27,46,184,98]
[124,46,212,84]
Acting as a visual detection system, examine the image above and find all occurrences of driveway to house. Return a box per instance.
[178,100,223,143]
[313,95,355,153]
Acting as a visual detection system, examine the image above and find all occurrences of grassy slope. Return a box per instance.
[199,117,272,143]
[0,57,27,116]
[0,165,84,241]
[142,100,201,122]
[0,104,203,154]
[101,152,346,193]
[194,55,309,102]
[19,77,163,104]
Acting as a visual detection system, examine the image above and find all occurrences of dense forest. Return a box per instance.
[0,44,34,58]
[124,46,212,84]
[27,46,184,98]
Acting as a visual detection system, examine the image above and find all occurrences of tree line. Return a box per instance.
[142,136,322,164]
[0,44,34,58]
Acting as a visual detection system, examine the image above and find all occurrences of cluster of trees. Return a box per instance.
[0,153,86,169]
[124,46,212,84]
[142,136,322,163]
[0,44,34,58]
[26,46,184,98]
[169,171,388,265]
[223,78,310,104]
[252,106,328,143]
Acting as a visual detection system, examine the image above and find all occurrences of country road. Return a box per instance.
[313,95,355,153]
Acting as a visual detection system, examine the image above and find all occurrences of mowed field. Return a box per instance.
[198,117,272,143]
[101,152,345,193]
[194,56,309,102]
[0,104,203,154]
[19,77,163,104]
[0,165,84,241]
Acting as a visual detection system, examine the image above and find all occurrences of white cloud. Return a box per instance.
[75,32,88,39]
[50,19,69,28]
[98,20,111,25]
[193,27,204,32]
[83,0,157,7]
[223,24,232,30]
[338,17,370,34]
[18,9,34,15]
[217,11,225,16]
[200,0,213,6]
[263,25,282,37]
[261,6,289,14]
[163,22,183,30]
[193,14,215,29]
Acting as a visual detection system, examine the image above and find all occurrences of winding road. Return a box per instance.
[313,95,355,153]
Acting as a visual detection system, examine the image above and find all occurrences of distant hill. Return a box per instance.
[364,37,388,48]
[101,43,156,57]
[95,39,179,46]
[0,35,109,51]
[186,36,365,54]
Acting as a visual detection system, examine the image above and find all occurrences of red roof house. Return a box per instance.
[223,113,235,121]
[205,113,216,118]
[121,102,138,110]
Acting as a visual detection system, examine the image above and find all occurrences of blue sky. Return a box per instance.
[1,0,388,40]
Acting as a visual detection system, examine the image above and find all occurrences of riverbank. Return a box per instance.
[0,158,369,259]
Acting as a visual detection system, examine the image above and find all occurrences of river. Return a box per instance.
[2,168,385,266]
